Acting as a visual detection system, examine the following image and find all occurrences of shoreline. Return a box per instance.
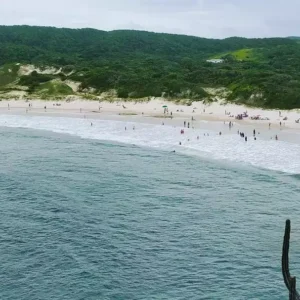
[1,99,300,174]
[0,98,300,130]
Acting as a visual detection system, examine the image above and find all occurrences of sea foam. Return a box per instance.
[1,114,300,174]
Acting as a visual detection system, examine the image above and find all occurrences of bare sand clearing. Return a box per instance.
[0,98,300,131]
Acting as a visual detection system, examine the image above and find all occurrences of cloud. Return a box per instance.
[0,0,300,38]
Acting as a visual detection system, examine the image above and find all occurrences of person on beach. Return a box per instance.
[269,123,271,129]
[280,121,282,127]
[253,129,256,136]
[162,122,164,125]
[179,142,182,145]
[8,103,9,110]
[91,122,93,126]
[245,136,248,142]
[187,122,190,128]
[180,129,184,134]
[197,136,199,140]
[219,132,222,136]
[125,127,127,131]
[275,135,278,140]
[184,121,186,127]
[133,125,135,130]
[254,137,257,140]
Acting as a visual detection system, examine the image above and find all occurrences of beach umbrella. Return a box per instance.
[162,105,168,108]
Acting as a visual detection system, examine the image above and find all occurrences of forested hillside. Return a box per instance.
[1,25,300,108]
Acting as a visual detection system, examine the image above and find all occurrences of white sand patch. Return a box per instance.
[203,87,230,96]
[18,65,37,76]
[6,84,28,91]
[65,80,81,92]
[18,65,62,76]
[65,70,75,76]
[99,89,118,100]
[0,91,27,99]
[82,87,96,94]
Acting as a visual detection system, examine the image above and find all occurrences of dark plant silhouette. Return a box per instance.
[282,220,300,300]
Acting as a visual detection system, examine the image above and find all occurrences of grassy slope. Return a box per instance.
[0,63,20,87]
[36,81,74,96]
[212,48,263,61]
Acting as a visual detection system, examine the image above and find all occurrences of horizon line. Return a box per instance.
[0,24,296,40]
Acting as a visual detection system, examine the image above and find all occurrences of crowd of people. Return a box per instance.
[175,119,280,145]
[122,118,280,146]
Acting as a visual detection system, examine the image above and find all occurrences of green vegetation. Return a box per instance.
[213,48,261,61]
[0,25,300,108]
[0,63,20,87]
[231,48,254,60]
[19,71,55,93]
[35,81,73,97]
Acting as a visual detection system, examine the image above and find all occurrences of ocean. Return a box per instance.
[1,114,300,300]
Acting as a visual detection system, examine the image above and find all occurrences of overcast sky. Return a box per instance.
[1,0,299,38]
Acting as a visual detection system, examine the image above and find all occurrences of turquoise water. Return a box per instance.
[1,125,300,299]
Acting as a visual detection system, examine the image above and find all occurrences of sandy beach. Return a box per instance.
[1,98,300,131]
